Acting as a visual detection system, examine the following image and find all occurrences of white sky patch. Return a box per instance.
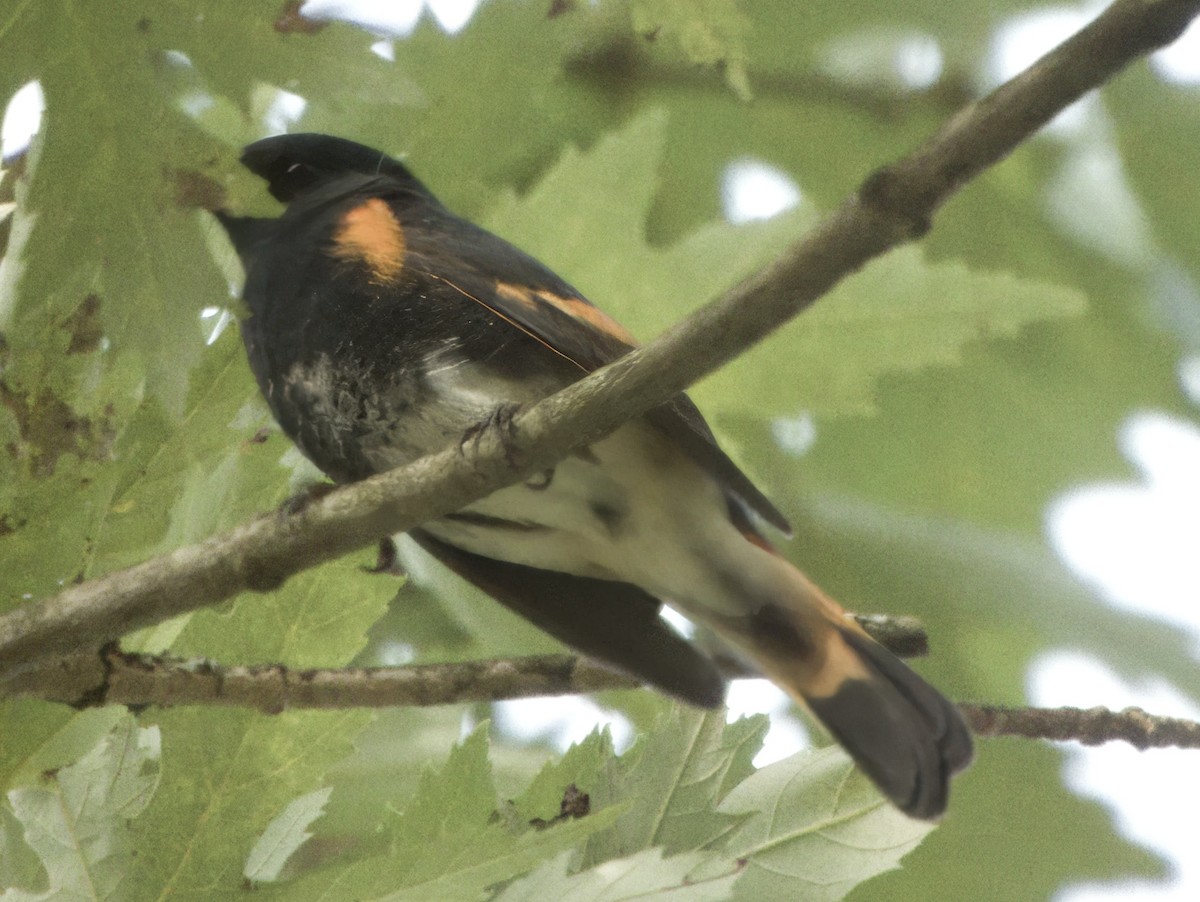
[989,6,1100,134]
[721,159,802,225]
[492,696,634,753]
[658,606,696,639]
[375,640,416,666]
[1046,411,1200,645]
[160,52,215,120]
[771,411,817,457]
[261,89,308,137]
[894,34,944,90]
[1151,16,1200,84]
[1179,356,1200,406]
[460,707,478,741]
[725,678,811,767]
[1045,402,1200,895]
[1030,651,1200,902]
[304,0,423,35]
[303,0,480,36]
[426,0,479,34]
[1,81,45,161]
[818,29,943,92]
[199,306,234,345]
[989,6,1093,82]
[1046,141,1155,266]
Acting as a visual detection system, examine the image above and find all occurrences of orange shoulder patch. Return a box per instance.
[331,198,406,283]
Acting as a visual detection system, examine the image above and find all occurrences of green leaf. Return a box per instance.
[709,248,1087,418]
[1,716,160,901]
[245,787,333,884]
[583,707,766,865]
[90,329,286,590]
[494,847,740,901]
[0,803,43,896]
[700,745,934,900]
[277,1,628,216]
[123,555,394,897]
[280,725,622,901]
[629,0,752,99]
[127,705,376,900]
[1,4,227,415]
[513,728,617,823]
[0,706,127,790]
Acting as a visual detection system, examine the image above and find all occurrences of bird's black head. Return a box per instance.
[240,133,429,203]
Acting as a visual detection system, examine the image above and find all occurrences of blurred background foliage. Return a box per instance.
[0,0,1197,898]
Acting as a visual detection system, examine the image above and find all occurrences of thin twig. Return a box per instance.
[0,0,1196,681]
[9,647,1199,752]
[962,704,1200,750]
[3,649,641,711]
[0,613,926,708]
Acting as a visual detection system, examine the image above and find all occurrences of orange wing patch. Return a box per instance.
[331,198,406,283]
[493,281,638,346]
[494,281,540,311]
[533,289,638,345]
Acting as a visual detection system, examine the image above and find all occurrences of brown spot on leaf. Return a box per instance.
[559,783,590,819]
[547,0,575,17]
[530,783,591,829]
[171,168,226,211]
[60,294,104,354]
[242,426,272,448]
[0,382,115,478]
[275,0,327,34]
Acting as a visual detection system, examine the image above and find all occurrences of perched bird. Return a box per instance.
[216,133,972,819]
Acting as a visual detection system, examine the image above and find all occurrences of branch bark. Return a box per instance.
[0,613,926,707]
[962,704,1200,750]
[0,0,1197,680]
[9,646,1199,752]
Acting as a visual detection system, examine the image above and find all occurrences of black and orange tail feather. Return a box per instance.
[802,624,972,819]
[721,567,972,820]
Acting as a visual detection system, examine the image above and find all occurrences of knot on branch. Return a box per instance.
[460,402,528,473]
[858,167,936,240]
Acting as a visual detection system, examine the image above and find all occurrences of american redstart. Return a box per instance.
[216,133,971,819]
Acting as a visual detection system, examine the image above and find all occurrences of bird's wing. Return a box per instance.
[409,528,727,707]
[402,212,792,534]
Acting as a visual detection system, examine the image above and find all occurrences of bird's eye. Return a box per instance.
[286,163,303,173]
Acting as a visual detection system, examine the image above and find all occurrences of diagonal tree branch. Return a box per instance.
[0,0,1196,681]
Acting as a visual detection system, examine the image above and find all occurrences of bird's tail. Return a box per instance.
[711,558,972,820]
